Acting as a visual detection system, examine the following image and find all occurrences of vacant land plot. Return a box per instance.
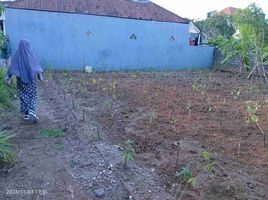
[1,70,268,200]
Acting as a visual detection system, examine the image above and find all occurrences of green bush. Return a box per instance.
[0,67,15,109]
[0,135,16,167]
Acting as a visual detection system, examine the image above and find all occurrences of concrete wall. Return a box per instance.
[214,48,241,69]
[5,8,214,71]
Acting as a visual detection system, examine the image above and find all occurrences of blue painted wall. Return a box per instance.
[5,8,214,71]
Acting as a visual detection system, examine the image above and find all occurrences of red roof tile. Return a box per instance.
[0,1,14,6]
[220,7,238,15]
[7,0,189,23]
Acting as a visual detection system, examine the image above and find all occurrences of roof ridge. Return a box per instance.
[6,0,189,23]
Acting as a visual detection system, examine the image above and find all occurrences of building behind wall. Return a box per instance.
[5,0,214,71]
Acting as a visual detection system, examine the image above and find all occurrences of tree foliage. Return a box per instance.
[209,36,250,73]
[234,4,268,69]
[195,11,236,40]
[211,3,268,79]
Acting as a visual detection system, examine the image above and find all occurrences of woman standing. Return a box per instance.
[4,39,43,123]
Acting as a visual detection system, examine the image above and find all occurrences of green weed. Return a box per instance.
[175,165,196,199]
[39,129,64,138]
[192,82,206,96]
[246,101,266,147]
[114,139,135,167]
[0,135,16,167]
[0,67,16,109]
[53,143,64,151]
[231,87,241,100]
[201,151,214,173]
[176,165,196,188]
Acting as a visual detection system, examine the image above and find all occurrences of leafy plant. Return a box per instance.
[148,111,157,131]
[176,165,196,188]
[195,10,235,40]
[246,101,266,147]
[209,36,250,73]
[0,68,16,109]
[235,4,268,78]
[0,135,16,167]
[201,151,214,173]
[78,83,88,94]
[186,101,192,116]
[246,101,259,123]
[59,79,68,100]
[89,121,102,140]
[104,99,113,112]
[114,140,135,167]
[175,165,196,199]
[210,3,268,79]
[192,82,206,96]
[92,78,97,85]
[231,87,241,100]
[249,85,259,95]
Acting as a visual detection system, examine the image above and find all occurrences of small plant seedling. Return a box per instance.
[246,101,266,147]
[59,79,68,100]
[92,79,97,85]
[170,116,179,132]
[39,129,64,138]
[176,165,196,188]
[249,85,259,95]
[148,111,157,132]
[0,135,16,167]
[90,122,102,140]
[192,82,206,96]
[175,165,196,199]
[114,140,135,167]
[148,111,157,127]
[246,101,259,124]
[105,81,117,99]
[72,97,78,109]
[186,101,192,116]
[231,87,241,100]
[201,151,214,173]
[78,84,88,94]
[53,142,64,151]
[201,150,239,198]
[104,99,113,112]
[95,128,102,140]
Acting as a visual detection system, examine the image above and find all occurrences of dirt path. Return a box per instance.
[0,79,173,200]
[0,101,87,199]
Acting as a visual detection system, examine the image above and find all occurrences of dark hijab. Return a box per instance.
[7,39,43,83]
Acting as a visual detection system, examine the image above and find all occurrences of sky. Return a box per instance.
[151,0,268,20]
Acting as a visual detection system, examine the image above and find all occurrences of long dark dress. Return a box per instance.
[16,77,37,115]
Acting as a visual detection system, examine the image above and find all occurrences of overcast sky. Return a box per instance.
[151,0,268,20]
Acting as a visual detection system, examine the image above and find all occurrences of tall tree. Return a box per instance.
[195,11,236,40]
[211,3,268,80]
[234,3,268,80]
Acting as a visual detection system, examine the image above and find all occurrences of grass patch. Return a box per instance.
[0,135,16,167]
[53,143,64,151]
[39,129,64,138]
[0,67,16,109]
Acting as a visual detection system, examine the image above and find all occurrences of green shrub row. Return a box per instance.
[0,67,15,109]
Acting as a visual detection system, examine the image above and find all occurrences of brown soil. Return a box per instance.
[1,70,268,200]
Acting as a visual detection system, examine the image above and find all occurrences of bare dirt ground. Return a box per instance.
[1,70,268,200]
